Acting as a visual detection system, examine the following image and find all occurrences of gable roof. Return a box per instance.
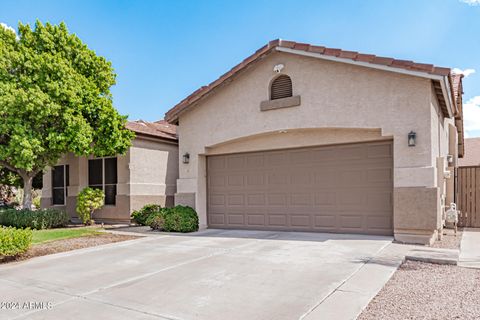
[165,39,461,123]
[126,120,177,141]
[459,138,480,167]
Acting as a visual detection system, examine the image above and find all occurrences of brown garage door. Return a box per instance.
[207,140,393,235]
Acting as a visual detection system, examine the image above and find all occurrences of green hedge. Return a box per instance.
[149,205,199,233]
[0,227,32,257]
[0,208,69,230]
[132,204,199,233]
[131,204,162,226]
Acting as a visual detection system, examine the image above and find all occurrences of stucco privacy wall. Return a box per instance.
[41,137,179,222]
[174,51,455,243]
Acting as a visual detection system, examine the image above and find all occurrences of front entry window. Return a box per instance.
[52,165,69,205]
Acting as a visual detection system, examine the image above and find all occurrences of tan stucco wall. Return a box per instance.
[41,136,179,222]
[174,51,458,244]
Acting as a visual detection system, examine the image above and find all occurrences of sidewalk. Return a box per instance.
[459,228,480,269]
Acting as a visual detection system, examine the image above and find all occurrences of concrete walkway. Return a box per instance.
[0,229,404,320]
[459,228,480,269]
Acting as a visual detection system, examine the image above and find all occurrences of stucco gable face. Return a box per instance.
[178,51,433,167]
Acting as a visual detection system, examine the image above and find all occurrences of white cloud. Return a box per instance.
[460,0,480,5]
[0,22,16,35]
[464,96,480,137]
[453,68,476,77]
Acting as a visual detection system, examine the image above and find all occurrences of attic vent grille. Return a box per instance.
[270,75,293,100]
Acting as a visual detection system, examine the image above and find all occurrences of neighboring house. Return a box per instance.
[165,39,465,245]
[459,138,480,167]
[41,120,178,223]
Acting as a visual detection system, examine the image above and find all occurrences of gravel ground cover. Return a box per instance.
[0,233,138,264]
[359,260,480,320]
[431,228,463,249]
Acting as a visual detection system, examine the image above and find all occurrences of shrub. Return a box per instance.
[131,204,162,226]
[0,208,68,229]
[76,187,104,225]
[162,205,199,233]
[0,227,32,257]
[166,206,199,232]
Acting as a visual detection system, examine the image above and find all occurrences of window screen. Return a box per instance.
[52,165,68,205]
[88,158,117,205]
[88,159,103,187]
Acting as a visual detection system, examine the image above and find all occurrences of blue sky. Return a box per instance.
[1,0,480,137]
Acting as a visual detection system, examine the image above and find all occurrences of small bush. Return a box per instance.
[76,187,104,225]
[0,208,68,230]
[0,227,32,257]
[131,204,162,226]
[153,205,198,233]
[163,206,199,233]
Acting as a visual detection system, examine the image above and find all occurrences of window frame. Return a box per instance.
[51,165,69,206]
[88,157,118,206]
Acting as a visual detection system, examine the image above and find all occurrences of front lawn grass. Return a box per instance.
[32,227,104,244]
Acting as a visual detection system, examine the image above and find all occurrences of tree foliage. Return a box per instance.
[0,21,134,208]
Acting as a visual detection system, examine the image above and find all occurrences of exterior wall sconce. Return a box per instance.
[408,131,416,147]
[182,153,190,164]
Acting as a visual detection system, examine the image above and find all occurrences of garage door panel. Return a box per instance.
[290,193,312,206]
[367,143,393,158]
[367,192,393,211]
[290,215,311,227]
[267,193,288,206]
[245,154,264,168]
[314,215,337,228]
[339,215,364,229]
[209,213,225,225]
[267,172,289,185]
[268,215,288,227]
[246,174,265,186]
[247,214,265,226]
[227,214,245,225]
[367,168,393,183]
[266,152,288,166]
[227,175,244,187]
[366,215,392,230]
[207,141,393,235]
[314,192,336,206]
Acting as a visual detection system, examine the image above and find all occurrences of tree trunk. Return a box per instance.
[22,175,33,210]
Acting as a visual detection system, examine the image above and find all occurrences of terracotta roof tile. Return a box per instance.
[323,48,342,57]
[354,54,376,63]
[126,120,177,141]
[371,56,395,66]
[307,45,326,54]
[338,50,358,59]
[165,39,456,123]
[459,138,480,167]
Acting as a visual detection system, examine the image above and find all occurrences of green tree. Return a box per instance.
[0,21,134,209]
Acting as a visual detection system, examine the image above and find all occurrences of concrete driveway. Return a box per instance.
[0,229,406,320]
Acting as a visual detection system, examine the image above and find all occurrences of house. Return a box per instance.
[41,120,178,223]
[459,138,480,167]
[165,39,465,245]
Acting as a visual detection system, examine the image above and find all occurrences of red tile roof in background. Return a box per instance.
[126,120,177,141]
